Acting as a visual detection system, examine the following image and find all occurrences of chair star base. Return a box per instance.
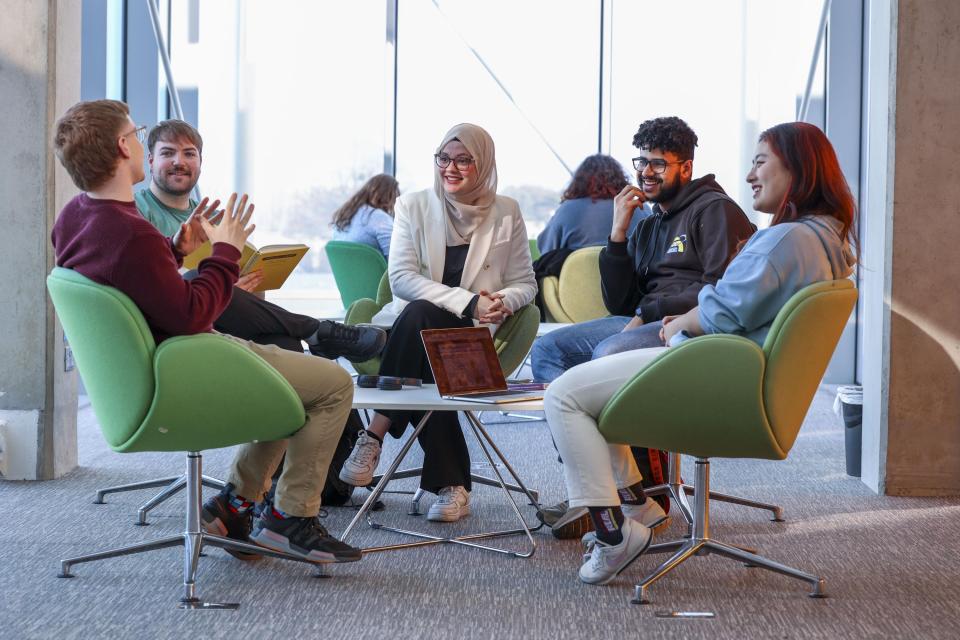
[94,472,227,525]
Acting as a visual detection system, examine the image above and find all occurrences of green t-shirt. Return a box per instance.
[134,189,198,237]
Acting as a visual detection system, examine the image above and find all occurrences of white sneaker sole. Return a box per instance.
[338,466,375,487]
[427,503,471,522]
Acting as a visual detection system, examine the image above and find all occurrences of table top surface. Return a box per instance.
[351,383,545,411]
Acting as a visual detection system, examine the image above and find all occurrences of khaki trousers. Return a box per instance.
[221,335,354,517]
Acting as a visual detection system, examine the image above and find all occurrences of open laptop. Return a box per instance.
[420,327,544,404]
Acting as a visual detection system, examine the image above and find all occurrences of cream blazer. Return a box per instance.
[372,189,537,331]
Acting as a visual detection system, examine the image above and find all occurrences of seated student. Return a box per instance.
[537,154,643,255]
[531,117,755,383]
[544,121,857,585]
[331,173,399,259]
[52,100,362,564]
[337,123,537,522]
[136,120,385,361]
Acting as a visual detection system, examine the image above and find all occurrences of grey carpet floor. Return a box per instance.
[1,386,958,640]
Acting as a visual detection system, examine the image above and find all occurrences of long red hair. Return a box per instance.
[759,122,858,248]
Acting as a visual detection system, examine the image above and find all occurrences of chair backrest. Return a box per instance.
[760,279,857,453]
[547,246,606,323]
[493,304,540,376]
[46,268,157,448]
[529,238,541,261]
[324,240,388,309]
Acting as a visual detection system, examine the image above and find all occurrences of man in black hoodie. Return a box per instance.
[531,116,754,382]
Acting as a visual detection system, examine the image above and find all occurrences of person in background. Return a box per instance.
[337,123,537,523]
[136,120,386,362]
[331,173,400,260]
[545,121,857,586]
[537,154,644,254]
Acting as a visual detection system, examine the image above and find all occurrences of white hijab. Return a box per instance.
[433,123,498,244]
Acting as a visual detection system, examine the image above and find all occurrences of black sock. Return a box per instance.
[364,429,383,444]
[588,506,625,545]
[617,481,648,506]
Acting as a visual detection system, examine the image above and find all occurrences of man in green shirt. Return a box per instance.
[136,120,384,361]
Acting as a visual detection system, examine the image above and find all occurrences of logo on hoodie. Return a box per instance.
[666,234,687,254]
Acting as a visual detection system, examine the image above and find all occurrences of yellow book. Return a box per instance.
[182,241,308,292]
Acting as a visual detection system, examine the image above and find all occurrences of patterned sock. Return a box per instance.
[227,492,254,514]
[588,506,625,545]
[272,506,290,520]
[617,481,648,506]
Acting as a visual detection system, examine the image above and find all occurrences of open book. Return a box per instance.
[182,241,309,292]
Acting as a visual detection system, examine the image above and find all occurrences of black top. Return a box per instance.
[441,244,479,317]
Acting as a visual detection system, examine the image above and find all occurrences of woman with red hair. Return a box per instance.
[542,122,857,586]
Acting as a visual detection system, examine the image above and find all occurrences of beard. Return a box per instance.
[153,169,197,197]
[645,172,683,204]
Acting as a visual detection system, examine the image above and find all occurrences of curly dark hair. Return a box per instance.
[632,116,698,160]
[561,154,629,203]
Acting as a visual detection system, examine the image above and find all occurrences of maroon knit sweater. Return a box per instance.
[52,193,240,344]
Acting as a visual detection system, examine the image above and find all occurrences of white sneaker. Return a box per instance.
[338,430,381,487]
[581,499,669,553]
[578,517,653,585]
[427,486,471,522]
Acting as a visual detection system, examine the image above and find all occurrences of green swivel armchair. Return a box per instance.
[540,246,607,323]
[47,268,314,608]
[597,280,857,604]
[325,240,388,309]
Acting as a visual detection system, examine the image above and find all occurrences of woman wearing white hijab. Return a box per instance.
[339,123,537,522]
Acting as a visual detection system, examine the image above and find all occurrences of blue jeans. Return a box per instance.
[530,316,665,382]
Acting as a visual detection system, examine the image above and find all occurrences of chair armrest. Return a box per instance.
[345,298,381,326]
[118,334,306,453]
[540,276,572,323]
[597,335,786,460]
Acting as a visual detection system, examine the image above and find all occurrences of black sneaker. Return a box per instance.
[201,489,257,561]
[250,508,362,563]
[308,320,386,363]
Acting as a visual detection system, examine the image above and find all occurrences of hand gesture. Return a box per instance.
[475,290,513,324]
[612,184,646,242]
[235,269,264,292]
[199,193,255,253]
[172,197,221,256]
[659,314,681,344]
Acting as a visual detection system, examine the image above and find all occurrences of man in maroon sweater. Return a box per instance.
[52,99,361,564]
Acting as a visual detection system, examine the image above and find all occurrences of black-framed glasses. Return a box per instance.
[632,157,685,173]
[434,153,475,171]
[123,125,148,144]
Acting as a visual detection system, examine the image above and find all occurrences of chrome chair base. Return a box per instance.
[62,452,321,607]
[645,452,784,533]
[94,473,226,525]
[632,458,825,605]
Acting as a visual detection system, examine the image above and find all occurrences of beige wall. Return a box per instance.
[885,0,960,494]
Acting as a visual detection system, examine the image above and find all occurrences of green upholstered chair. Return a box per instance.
[597,279,857,604]
[325,240,388,309]
[47,268,312,607]
[529,238,541,262]
[540,246,607,323]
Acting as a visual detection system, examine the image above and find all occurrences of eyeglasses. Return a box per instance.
[434,153,475,171]
[632,157,685,174]
[123,125,148,144]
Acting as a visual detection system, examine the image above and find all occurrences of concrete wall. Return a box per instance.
[883,0,960,494]
[0,0,80,479]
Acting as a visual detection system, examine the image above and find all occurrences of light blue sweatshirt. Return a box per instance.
[697,214,855,346]
[332,204,394,259]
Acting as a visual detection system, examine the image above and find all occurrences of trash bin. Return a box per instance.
[834,385,863,477]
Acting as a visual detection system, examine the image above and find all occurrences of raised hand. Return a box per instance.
[199,193,255,253]
[172,197,221,256]
[612,184,646,242]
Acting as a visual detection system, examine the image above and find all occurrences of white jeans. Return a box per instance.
[544,346,668,508]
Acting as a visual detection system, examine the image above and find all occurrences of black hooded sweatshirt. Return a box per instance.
[600,174,755,321]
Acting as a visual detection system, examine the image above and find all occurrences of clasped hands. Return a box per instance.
[172,193,263,292]
[474,289,512,324]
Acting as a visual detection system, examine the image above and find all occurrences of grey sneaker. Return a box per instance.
[427,486,471,522]
[338,430,381,487]
[582,499,670,551]
[578,517,652,585]
[249,508,361,563]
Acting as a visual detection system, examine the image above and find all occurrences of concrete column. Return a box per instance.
[862,0,960,495]
[0,0,81,480]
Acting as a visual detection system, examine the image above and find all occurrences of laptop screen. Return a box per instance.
[420,327,508,396]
